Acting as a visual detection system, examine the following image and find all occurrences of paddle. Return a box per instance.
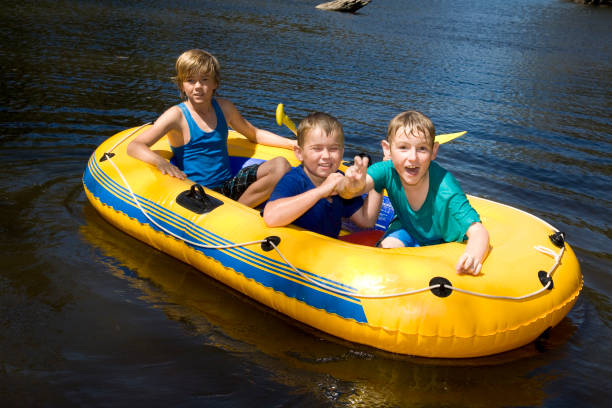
[275,103,297,136]
[275,103,466,144]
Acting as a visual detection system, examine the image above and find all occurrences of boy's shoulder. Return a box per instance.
[214,96,234,110]
[271,165,310,197]
[428,161,466,202]
[429,161,458,185]
[155,104,187,128]
[368,159,394,174]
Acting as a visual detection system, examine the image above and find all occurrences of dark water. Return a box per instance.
[1,0,611,406]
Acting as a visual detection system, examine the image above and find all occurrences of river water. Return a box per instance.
[1,0,610,406]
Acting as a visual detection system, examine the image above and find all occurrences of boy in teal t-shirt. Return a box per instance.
[341,110,490,275]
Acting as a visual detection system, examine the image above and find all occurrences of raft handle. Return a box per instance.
[549,231,565,248]
[176,184,223,215]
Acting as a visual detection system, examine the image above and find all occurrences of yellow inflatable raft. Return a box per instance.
[83,125,582,358]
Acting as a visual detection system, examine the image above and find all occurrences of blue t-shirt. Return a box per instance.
[269,166,364,238]
[367,160,480,245]
[170,99,232,188]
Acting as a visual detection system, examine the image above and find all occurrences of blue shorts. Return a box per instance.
[380,228,420,247]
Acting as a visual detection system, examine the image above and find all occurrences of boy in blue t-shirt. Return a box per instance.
[340,110,490,275]
[263,112,381,238]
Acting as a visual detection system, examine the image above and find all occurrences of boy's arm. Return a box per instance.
[220,98,297,149]
[455,222,490,275]
[263,173,343,227]
[348,189,383,228]
[127,107,187,179]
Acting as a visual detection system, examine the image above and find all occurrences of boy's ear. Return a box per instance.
[381,140,391,161]
[293,144,303,162]
[432,142,440,160]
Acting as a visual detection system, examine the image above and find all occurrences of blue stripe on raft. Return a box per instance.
[86,158,360,297]
[85,156,360,295]
[83,156,368,323]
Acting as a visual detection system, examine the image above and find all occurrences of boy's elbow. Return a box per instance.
[126,141,136,157]
[263,208,283,228]
[126,140,143,158]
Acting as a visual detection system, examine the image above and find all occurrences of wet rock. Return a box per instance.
[316,0,371,13]
[570,0,611,5]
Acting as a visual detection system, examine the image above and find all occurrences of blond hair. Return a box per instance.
[297,112,344,147]
[387,111,436,146]
[173,49,221,98]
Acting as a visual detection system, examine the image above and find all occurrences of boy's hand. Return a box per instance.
[157,161,187,180]
[340,155,368,198]
[456,222,490,275]
[318,172,344,197]
[456,252,483,275]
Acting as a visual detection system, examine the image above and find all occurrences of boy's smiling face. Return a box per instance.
[295,127,344,186]
[382,126,439,188]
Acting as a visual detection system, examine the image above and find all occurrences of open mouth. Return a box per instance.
[404,166,419,176]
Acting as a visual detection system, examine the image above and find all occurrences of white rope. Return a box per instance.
[269,240,563,300]
[269,241,439,299]
[103,129,266,251]
[107,123,152,153]
[535,245,565,277]
[98,124,567,301]
[447,281,551,301]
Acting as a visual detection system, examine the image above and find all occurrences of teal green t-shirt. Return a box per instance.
[367,160,480,245]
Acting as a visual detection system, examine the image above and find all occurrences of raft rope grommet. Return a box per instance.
[549,231,565,248]
[100,152,115,162]
[261,236,281,252]
[538,270,554,290]
[429,277,453,298]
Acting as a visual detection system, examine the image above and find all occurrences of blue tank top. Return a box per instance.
[170,99,232,188]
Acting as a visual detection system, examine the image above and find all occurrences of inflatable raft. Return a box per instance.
[83,125,582,358]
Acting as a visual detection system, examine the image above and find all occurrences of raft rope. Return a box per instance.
[268,240,564,300]
[101,126,566,300]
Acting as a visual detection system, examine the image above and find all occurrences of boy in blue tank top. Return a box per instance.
[127,49,295,207]
[263,112,381,238]
[340,111,490,275]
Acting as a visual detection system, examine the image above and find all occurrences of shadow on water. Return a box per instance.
[78,203,581,407]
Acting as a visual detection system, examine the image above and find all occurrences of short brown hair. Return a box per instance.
[174,49,221,98]
[387,111,436,146]
[297,112,344,147]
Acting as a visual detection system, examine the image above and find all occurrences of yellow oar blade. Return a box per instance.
[277,103,464,144]
[275,103,297,136]
[435,131,467,144]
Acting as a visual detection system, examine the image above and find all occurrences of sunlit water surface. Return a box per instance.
[1,0,610,406]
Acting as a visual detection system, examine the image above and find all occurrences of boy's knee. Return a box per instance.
[379,236,405,249]
[269,157,291,177]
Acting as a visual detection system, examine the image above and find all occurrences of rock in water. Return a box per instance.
[316,0,371,13]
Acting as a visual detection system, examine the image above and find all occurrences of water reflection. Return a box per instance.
[81,204,578,406]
